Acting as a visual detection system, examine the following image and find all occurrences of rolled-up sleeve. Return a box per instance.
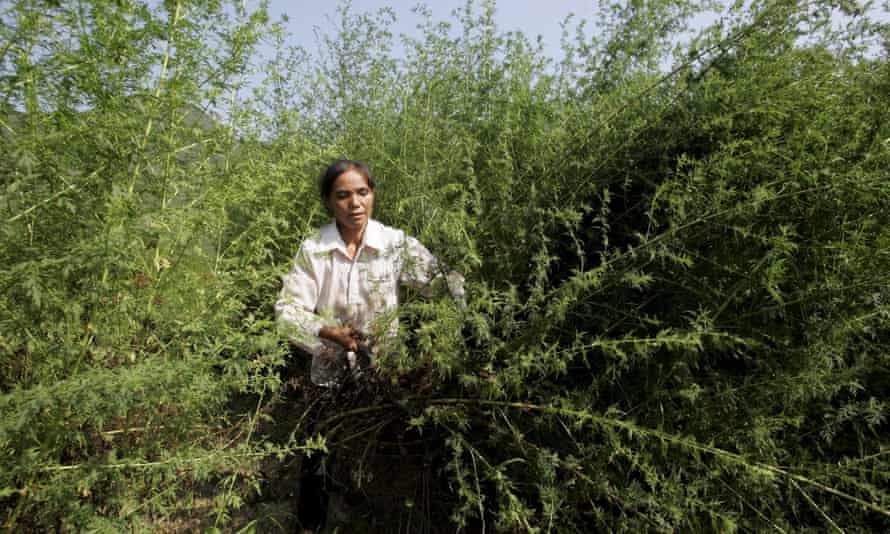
[275,247,330,354]
[400,236,466,305]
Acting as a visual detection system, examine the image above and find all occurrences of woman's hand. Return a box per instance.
[318,326,361,352]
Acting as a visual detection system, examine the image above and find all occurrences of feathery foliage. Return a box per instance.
[1,0,889,531]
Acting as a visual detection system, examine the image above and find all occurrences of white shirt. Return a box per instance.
[275,219,464,385]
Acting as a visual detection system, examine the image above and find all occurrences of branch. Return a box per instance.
[424,397,890,520]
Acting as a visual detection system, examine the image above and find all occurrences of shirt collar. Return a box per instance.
[317,219,385,256]
[363,219,386,253]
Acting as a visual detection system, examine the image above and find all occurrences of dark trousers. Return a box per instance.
[297,450,329,531]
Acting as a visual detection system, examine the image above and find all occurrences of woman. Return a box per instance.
[276,158,465,385]
[276,160,464,532]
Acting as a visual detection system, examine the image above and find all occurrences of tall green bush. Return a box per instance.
[1,0,889,531]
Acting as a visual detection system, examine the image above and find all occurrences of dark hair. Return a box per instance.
[319,159,375,200]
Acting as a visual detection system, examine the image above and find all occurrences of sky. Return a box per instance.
[263,0,601,61]
[248,0,888,91]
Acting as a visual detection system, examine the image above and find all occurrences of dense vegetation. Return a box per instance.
[2,0,889,531]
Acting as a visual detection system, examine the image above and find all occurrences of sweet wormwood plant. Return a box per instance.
[0,0,320,530]
[1,0,890,531]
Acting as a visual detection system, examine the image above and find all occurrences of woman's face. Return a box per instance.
[327,169,375,234]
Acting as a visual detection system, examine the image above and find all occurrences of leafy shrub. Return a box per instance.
[1,0,888,531]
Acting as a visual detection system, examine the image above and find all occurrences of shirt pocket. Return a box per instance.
[362,259,397,306]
